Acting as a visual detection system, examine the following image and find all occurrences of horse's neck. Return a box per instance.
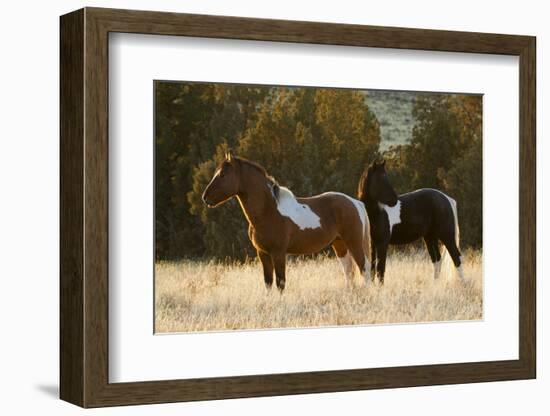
[364,195,383,219]
[236,174,277,226]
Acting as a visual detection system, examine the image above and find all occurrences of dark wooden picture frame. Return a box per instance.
[60,7,536,408]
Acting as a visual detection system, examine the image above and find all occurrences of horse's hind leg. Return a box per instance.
[424,237,442,280]
[440,236,465,280]
[258,250,274,290]
[340,217,371,285]
[346,242,371,286]
[332,239,354,285]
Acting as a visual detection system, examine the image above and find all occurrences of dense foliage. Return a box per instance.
[155,82,482,260]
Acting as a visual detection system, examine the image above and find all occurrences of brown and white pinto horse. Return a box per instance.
[202,152,371,292]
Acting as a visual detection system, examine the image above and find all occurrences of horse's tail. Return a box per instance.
[357,168,371,258]
[360,203,372,282]
[450,197,460,250]
[357,168,368,205]
[362,206,372,264]
[357,168,374,277]
[441,195,460,279]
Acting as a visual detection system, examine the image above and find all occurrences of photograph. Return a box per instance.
[51,4,539,410]
[154,81,483,333]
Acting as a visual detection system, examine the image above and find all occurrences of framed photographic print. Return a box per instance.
[60,7,536,408]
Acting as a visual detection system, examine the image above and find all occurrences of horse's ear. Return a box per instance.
[226,150,233,162]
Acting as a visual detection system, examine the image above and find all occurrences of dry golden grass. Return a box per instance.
[155,249,482,333]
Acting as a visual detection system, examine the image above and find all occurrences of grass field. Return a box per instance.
[155,249,482,333]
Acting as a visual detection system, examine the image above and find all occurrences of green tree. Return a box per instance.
[408,94,462,189]
[155,82,268,259]
[189,87,381,260]
[442,95,483,247]
[155,82,219,259]
[443,140,482,247]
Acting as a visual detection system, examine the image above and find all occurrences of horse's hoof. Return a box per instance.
[457,277,468,285]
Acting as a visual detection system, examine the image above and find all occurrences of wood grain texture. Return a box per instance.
[59,7,537,408]
[83,10,110,406]
[59,8,84,406]
[518,38,536,376]
[89,7,531,54]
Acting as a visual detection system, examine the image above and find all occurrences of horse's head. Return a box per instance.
[366,160,398,206]
[202,151,241,207]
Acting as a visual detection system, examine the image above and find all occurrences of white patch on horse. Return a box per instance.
[378,200,402,234]
[442,192,460,246]
[275,186,321,230]
[457,258,465,280]
[433,259,442,280]
[363,256,372,285]
[338,252,354,283]
[320,192,367,229]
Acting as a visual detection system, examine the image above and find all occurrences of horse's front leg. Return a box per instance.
[376,243,389,285]
[370,242,377,282]
[271,252,287,293]
[258,250,274,290]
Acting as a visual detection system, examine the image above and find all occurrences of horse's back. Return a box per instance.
[298,192,367,232]
[281,192,366,254]
[401,187,449,201]
[398,188,456,236]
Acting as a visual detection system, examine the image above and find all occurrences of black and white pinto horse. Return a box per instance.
[358,160,465,284]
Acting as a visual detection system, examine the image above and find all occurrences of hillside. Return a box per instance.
[364,90,416,151]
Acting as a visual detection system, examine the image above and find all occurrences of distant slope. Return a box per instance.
[364,90,416,151]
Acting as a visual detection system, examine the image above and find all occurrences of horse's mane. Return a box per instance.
[357,167,370,202]
[234,157,280,198]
